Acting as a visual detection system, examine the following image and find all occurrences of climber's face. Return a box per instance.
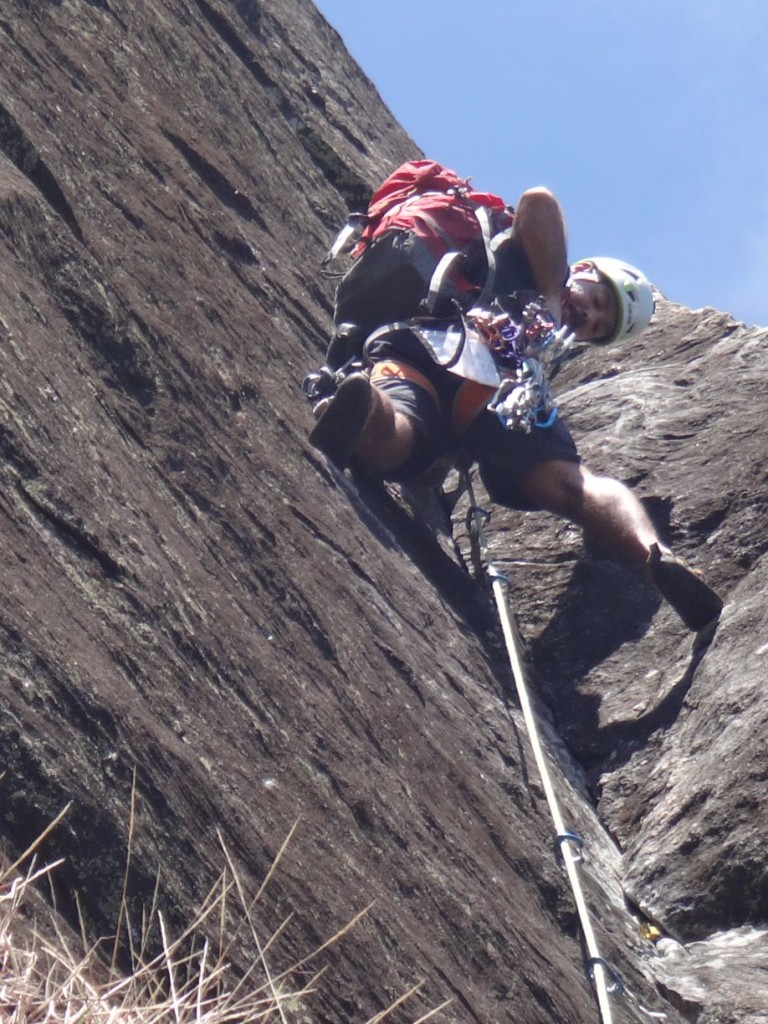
[562,269,619,342]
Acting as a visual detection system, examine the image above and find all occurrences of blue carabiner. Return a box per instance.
[534,406,558,429]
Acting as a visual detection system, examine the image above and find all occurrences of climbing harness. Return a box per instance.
[361,299,574,433]
[461,468,667,1024]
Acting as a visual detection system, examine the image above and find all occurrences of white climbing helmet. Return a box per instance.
[580,256,655,343]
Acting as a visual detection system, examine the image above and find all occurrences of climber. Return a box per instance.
[322,182,638,372]
[307,185,724,633]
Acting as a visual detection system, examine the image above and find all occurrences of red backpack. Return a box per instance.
[325,159,515,311]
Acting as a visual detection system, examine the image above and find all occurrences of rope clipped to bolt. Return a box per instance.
[461,466,667,1024]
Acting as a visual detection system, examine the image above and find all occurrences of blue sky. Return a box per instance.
[313,0,768,327]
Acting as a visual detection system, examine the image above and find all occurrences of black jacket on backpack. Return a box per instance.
[327,231,538,370]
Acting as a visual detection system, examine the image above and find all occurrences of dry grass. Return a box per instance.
[0,801,450,1024]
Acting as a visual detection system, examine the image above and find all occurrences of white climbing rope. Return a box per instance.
[488,563,616,1024]
[459,464,617,1023]
[460,465,666,1023]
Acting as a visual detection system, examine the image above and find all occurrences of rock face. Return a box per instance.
[0,3,766,1024]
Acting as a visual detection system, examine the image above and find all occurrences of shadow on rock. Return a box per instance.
[530,554,720,770]
[529,557,659,758]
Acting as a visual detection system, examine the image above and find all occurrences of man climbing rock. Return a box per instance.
[307,172,723,634]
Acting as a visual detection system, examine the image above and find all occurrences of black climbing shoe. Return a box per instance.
[647,543,723,633]
[308,372,372,468]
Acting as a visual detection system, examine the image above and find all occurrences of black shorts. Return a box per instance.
[464,407,581,510]
[367,329,581,510]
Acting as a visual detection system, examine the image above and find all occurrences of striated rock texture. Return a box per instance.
[0,3,766,1023]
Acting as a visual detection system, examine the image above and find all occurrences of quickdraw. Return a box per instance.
[466,302,574,432]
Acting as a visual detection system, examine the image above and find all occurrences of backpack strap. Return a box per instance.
[423,204,498,314]
[409,203,463,249]
[473,205,498,307]
[425,251,464,314]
